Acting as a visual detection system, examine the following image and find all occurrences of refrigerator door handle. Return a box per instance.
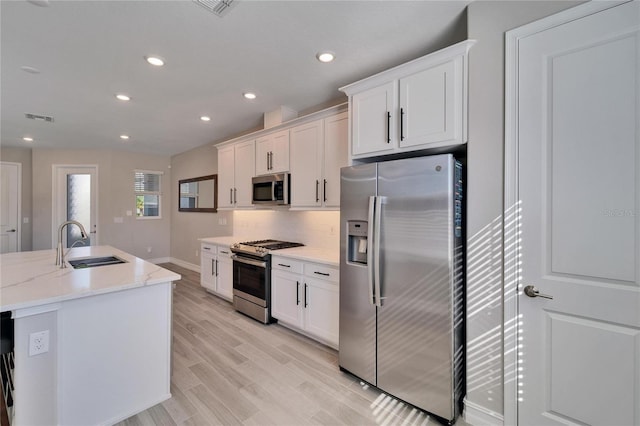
[373,195,385,307]
[367,196,376,305]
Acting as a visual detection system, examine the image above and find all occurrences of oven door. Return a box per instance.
[232,255,267,306]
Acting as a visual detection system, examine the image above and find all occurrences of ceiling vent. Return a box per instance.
[192,0,236,17]
[25,113,54,123]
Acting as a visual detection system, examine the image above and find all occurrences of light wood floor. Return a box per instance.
[116,264,468,426]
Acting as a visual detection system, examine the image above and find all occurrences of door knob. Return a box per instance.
[524,285,553,299]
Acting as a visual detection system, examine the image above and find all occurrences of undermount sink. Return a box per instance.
[68,256,127,269]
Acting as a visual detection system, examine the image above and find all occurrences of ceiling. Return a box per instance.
[1,0,469,157]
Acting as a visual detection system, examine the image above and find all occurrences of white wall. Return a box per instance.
[170,143,233,268]
[465,1,582,422]
[31,149,171,260]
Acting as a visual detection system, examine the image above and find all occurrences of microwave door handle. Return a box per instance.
[373,196,385,307]
[272,181,276,201]
[367,196,376,306]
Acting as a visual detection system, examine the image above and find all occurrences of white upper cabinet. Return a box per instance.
[351,82,397,157]
[322,112,348,207]
[255,129,290,175]
[290,111,348,209]
[341,40,474,160]
[217,145,236,209]
[399,59,458,148]
[217,105,346,210]
[290,120,323,208]
[217,139,255,209]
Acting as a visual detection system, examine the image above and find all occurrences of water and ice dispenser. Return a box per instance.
[347,220,368,264]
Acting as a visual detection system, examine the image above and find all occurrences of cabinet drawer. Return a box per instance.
[272,257,304,274]
[304,263,338,284]
[217,246,232,259]
[201,243,217,254]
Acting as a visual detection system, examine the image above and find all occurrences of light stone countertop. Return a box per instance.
[0,245,181,312]
[198,236,238,247]
[271,246,339,267]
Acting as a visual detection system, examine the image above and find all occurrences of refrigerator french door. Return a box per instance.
[339,154,464,423]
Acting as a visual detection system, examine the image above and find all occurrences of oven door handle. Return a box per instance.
[231,254,267,269]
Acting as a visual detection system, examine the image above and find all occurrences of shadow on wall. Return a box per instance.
[465,202,522,415]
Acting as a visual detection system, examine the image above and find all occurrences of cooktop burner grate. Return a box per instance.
[239,239,304,250]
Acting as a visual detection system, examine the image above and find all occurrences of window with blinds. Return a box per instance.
[135,170,162,218]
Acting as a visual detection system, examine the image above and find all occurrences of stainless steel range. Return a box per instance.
[230,239,304,323]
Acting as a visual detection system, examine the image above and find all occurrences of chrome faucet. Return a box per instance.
[56,220,89,268]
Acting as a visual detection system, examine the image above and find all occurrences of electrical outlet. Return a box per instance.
[147,246,152,253]
[29,330,50,356]
[195,250,199,257]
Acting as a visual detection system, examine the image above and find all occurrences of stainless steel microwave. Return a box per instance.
[252,173,290,205]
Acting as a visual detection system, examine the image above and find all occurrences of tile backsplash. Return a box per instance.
[233,210,340,251]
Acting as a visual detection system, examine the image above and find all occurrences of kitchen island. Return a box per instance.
[0,245,180,425]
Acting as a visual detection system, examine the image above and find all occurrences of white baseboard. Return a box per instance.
[167,257,200,272]
[463,399,504,426]
[147,257,171,265]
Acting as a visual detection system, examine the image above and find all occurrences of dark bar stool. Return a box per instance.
[0,310,14,425]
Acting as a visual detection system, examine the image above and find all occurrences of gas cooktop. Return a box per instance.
[230,239,304,257]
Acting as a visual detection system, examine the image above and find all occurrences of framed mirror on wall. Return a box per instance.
[178,174,217,212]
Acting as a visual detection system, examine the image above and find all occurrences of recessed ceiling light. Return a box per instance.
[243,92,256,100]
[20,65,41,74]
[200,116,211,122]
[120,135,130,140]
[116,94,131,101]
[316,51,335,63]
[26,0,49,7]
[23,137,34,142]
[145,56,165,67]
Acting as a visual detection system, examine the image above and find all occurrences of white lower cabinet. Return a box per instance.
[271,256,339,348]
[200,242,233,301]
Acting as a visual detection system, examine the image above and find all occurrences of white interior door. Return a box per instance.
[0,162,21,253]
[53,165,98,248]
[514,2,639,425]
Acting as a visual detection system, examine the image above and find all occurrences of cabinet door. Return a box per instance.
[216,249,233,301]
[217,146,235,208]
[270,130,290,173]
[200,250,216,291]
[290,120,323,208]
[255,136,272,176]
[352,81,397,156]
[271,270,303,327]
[234,140,256,207]
[304,278,339,348]
[255,130,289,175]
[323,112,348,208]
[399,59,460,148]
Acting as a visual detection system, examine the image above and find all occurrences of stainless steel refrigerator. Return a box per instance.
[339,154,464,423]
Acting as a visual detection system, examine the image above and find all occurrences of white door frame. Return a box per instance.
[52,164,99,248]
[0,161,22,252]
[503,1,630,424]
